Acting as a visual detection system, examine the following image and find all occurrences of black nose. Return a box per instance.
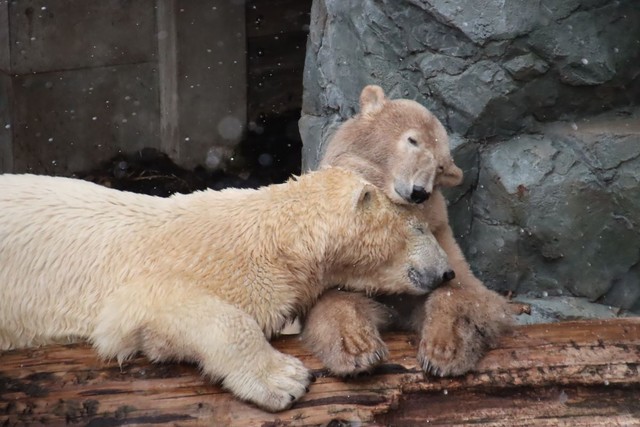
[442,270,456,282]
[410,186,430,203]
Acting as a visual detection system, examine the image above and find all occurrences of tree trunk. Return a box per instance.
[1,318,639,426]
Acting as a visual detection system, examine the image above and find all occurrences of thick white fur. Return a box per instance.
[0,168,449,412]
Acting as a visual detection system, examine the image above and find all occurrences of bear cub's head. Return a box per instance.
[323,85,463,206]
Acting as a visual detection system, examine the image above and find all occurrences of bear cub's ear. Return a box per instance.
[360,85,387,115]
[438,161,464,188]
[353,182,377,210]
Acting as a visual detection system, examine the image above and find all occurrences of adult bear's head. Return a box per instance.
[287,168,454,296]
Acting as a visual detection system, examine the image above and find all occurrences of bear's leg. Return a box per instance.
[302,289,391,376]
[415,223,513,376]
[92,281,312,412]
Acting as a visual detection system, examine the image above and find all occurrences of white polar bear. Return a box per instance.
[0,168,452,412]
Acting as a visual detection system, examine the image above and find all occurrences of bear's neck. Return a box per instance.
[166,184,341,337]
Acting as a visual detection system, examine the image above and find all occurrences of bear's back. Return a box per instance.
[0,174,172,349]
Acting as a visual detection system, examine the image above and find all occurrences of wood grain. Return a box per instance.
[1,318,639,426]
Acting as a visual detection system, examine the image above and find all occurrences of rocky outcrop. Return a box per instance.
[469,113,640,305]
[300,0,640,309]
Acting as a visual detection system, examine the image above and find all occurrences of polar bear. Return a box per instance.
[0,167,452,412]
[302,86,513,377]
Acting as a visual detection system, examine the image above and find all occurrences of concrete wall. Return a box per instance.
[175,0,246,168]
[0,0,246,175]
[0,1,12,172]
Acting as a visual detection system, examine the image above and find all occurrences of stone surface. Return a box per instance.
[300,0,640,309]
[538,0,580,21]
[8,0,157,74]
[528,9,616,86]
[430,60,518,134]
[11,64,160,176]
[600,263,640,312]
[301,0,640,144]
[0,1,10,173]
[513,296,623,325]
[442,135,479,243]
[503,54,549,81]
[0,1,9,73]
[2,0,249,174]
[0,73,11,173]
[416,0,542,45]
[469,118,640,301]
[174,0,246,168]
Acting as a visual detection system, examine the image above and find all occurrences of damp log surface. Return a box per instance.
[1,318,639,426]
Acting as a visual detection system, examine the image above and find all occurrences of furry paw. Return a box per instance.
[417,285,512,377]
[226,352,312,412]
[322,323,389,376]
[418,313,481,376]
[302,290,391,376]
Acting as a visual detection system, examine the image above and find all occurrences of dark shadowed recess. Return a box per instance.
[76,0,311,197]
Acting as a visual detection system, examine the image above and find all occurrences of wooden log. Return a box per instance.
[1,318,639,426]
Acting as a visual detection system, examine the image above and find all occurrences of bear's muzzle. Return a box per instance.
[408,267,455,292]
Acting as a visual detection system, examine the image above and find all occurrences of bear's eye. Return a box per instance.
[408,137,418,146]
[438,166,444,172]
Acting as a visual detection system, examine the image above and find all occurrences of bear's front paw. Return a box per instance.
[418,314,482,377]
[417,287,512,377]
[302,290,391,376]
[322,325,389,376]
[259,353,313,412]
[226,352,312,412]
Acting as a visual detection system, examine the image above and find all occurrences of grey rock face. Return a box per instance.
[300,0,640,310]
[442,135,479,243]
[470,121,640,300]
[503,54,549,81]
[430,60,518,134]
[529,9,616,86]
[415,0,542,45]
[514,296,624,325]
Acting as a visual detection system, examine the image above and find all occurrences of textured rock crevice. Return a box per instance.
[469,123,640,302]
[300,0,640,311]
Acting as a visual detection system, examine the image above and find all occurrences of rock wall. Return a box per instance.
[299,0,640,310]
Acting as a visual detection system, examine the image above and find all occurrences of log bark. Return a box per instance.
[1,318,639,426]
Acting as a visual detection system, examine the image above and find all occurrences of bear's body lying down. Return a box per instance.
[0,168,451,412]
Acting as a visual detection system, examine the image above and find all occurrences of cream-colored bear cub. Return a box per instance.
[0,168,452,412]
[303,85,513,378]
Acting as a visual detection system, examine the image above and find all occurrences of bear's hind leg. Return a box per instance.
[302,289,390,376]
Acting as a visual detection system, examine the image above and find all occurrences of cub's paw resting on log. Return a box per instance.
[0,168,451,411]
[302,290,390,376]
[416,283,513,377]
